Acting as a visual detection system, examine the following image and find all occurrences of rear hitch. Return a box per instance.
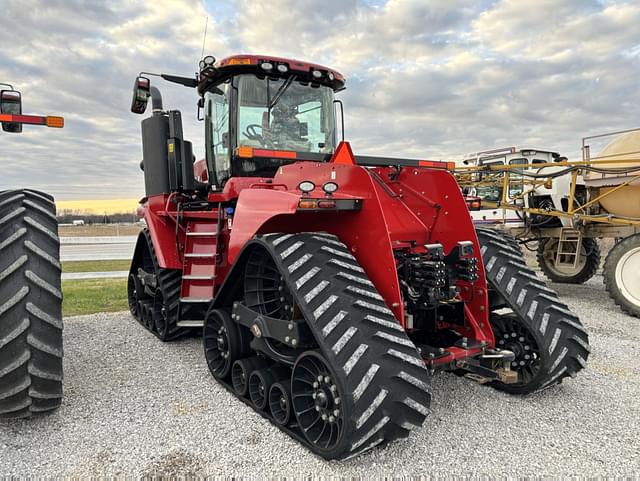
[457,348,518,384]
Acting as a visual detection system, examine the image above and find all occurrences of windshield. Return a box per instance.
[237,75,337,154]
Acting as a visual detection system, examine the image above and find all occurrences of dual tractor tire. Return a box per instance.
[0,190,63,419]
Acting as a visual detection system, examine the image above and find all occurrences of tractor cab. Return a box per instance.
[131,55,345,193]
[200,55,345,187]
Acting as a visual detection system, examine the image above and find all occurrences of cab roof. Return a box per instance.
[197,54,346,95]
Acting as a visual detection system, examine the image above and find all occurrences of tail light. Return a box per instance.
[466,198,482,211]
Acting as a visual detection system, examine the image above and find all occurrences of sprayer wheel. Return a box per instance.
[603,234,640,318]
[537,237,600,284]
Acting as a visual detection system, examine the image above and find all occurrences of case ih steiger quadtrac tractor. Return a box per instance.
[127,55,589,459]
[0,84,64,419]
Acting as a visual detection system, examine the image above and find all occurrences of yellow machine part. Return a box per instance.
[585,130,640,218]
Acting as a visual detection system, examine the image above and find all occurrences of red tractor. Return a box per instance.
[0,84,64,419]
[127,55,589,459]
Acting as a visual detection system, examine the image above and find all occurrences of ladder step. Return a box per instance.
[186,232,217,237]
[185,253,216,258]
[177,320,204,328]
[180,297,213,303]
[183,275,216,280]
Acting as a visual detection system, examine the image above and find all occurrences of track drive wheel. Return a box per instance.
[603,234,640,318]
[537,237,600,284]
[0,190,63,418]
[476,227,590,394]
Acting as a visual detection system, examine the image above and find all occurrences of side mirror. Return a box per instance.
[197,97,204,121]
[131,76,151,114]
[1,90,22,133]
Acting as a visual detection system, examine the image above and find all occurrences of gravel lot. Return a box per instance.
[2,274,639,477]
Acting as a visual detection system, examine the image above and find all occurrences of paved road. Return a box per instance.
[1,275,638,476]
[60,242,135,262]
[62,271,129,280]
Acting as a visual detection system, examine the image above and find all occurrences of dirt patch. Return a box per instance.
[142,449,207,478]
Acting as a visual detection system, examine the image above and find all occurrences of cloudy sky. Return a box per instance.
[1,0,639,200]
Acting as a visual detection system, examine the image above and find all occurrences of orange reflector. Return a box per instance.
[298,200,318,209]
[418,160,454,169]
[46,116,64,128]
[330,141,356,165]
[227,57,252,65]
[237,146,254,158]
[254,148,297,159]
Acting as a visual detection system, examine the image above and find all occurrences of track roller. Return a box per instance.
[231,357,266,397]
[249,366,288,410]
[269,381,292,426]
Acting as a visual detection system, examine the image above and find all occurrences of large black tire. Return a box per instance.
[537,237,600,284]
[0,190,63,418]
[476,227,589,394]
[603,234,640,318]
[128,230,188,341]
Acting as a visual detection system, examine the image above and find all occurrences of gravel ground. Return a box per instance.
[1,274,639,477]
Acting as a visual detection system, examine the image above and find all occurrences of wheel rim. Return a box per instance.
[292,352,344,452]
[542,239,587,277]
[269,382,291,425]
[492,315,541,385]
[615,246,640,308]
[204,312,232,378]
[232,361,249,396]
[244,249,295,320]
[153,300,168,337]
[127,273,141,319]
[249,371,268,409]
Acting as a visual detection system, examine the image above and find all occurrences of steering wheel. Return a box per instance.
[243,124,264,142]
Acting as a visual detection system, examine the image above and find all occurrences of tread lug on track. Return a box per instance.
[0,189,63,418]
[255,233,432,459]
[476,227,590,394]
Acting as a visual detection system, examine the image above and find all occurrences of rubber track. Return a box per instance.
[476,228,590,392]
[537,237,600,284]
[257,233,432,458]
[0,190,63,418]
[129,230,188,341]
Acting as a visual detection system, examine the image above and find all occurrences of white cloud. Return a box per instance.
[1,0,639,199]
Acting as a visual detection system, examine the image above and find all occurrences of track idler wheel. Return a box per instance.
[231,357,266,397]
[292,351,346,455]
[127,273,143,322]
[204,309,250,380]
[249,366,288,410]
[269,381,292,426]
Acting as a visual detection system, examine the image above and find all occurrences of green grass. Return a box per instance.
[62,278,128,316]
[62,259,131,273]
